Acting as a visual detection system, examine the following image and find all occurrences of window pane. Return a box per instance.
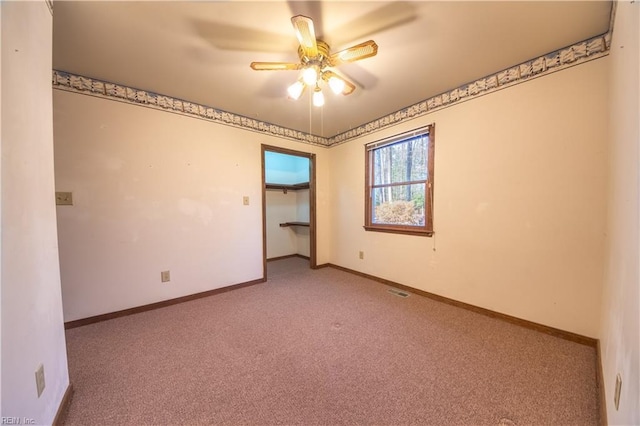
[373,136,428,185]
[372,183,426,226]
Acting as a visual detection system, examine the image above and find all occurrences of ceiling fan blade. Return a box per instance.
[329,40,378,66]
[322,70,356,96]
[291,15,318,59]
[193,20,294,52]
[287,1,324,37]
[250,62,302,71]
[329,2,418,48]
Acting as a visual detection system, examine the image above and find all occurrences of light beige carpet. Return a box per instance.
[63,257,599,425]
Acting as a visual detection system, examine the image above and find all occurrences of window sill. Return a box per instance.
[363,225,433,237]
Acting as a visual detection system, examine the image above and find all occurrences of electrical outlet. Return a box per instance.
[161,270,170,282]
[614,373,622,410]
[359,251,364,260]
[243,196,250,205]
[55,192,73,206]
[35,364,45,397]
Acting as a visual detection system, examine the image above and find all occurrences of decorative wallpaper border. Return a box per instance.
[52,71,331,147]
[53,32,610,147]
[329,32,610,146]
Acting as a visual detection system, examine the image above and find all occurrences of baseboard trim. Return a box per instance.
[52,383,74,426]
[596,339,608,425]
[267,254,310,262]
[64,277,266,329]
[327,263,597,347]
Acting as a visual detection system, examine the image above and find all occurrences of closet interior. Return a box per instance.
[264,149,312,265]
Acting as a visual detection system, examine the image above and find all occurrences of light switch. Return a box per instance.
[55,192,73,206]
[243,196,250,205]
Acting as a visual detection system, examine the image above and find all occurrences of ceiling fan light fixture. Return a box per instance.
[250,15,378,103]
[287,80,305,100]
[302,67,318,85]
[312,86,325,107]
[328,76,346,95]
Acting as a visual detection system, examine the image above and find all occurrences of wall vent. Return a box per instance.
[387,288,409,298]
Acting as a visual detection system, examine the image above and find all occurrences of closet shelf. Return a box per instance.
[279,222,310,228]
[266,182,310,193]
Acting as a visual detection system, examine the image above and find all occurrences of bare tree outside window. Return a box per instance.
[364,125,435,236]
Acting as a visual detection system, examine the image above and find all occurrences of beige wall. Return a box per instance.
[1,2,69,423]
[600,1,640,424]
[266,188,311,259]
[266,190,299,258]
[53,90,330,322]
[55,56,610,337]
[329,58,609,338]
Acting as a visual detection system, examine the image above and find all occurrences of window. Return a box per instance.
[364,124,435,236]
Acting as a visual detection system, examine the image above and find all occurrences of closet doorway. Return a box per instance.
[261,145,316,277]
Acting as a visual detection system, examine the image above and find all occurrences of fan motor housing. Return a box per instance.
[298,39,330,66]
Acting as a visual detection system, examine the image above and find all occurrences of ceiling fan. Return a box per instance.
[249,15,378,107]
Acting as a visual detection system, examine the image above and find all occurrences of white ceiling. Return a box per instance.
[53,1,612,138]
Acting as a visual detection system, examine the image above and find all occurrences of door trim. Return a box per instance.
[261,144,317,278]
